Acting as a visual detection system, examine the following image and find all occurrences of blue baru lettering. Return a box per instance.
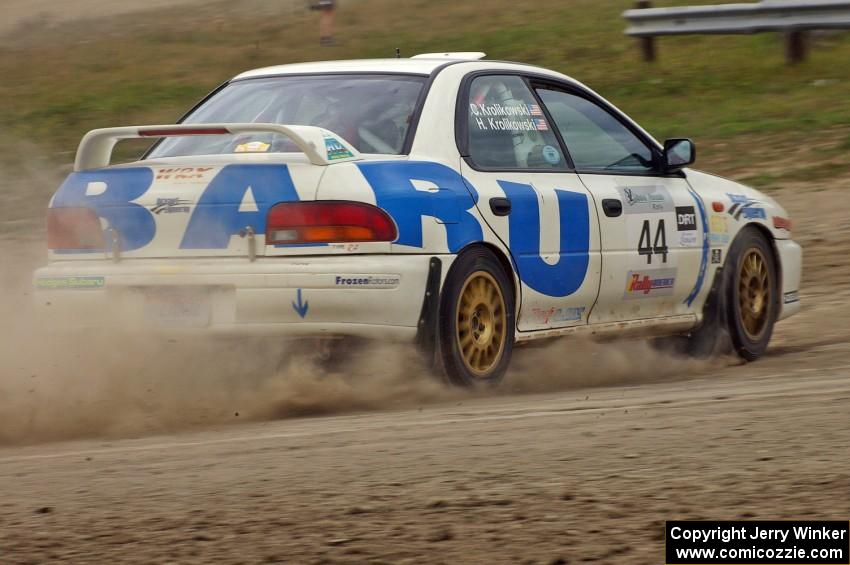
[181,164,299,249]
[498,181,590,297]
[51,168,156,252]
[356,161,482,252]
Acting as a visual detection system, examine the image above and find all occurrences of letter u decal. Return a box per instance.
[498,181,590,297]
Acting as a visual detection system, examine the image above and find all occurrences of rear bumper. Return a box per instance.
[776,239,802,320]
[32,255,447,340]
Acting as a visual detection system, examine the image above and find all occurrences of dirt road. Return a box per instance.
[1,344,849,564]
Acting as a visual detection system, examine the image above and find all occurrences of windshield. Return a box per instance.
[148,74,426,158]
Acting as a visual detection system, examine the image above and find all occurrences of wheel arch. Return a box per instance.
[451,241,519,308]
[699,222,781,324]
[686,222,781,359]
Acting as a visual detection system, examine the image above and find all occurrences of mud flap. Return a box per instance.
[414,257,442,360]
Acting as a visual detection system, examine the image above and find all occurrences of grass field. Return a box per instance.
[0,0,848,187]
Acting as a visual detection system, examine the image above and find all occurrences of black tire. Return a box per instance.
[437,247,515,386]
[675,269,730,359]
[685,227,779,361]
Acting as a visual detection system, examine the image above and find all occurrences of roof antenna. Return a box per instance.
[395,47,401,59]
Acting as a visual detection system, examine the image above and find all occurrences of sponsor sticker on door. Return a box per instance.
[675,205,699,247]
[617,186,673,214]
[624,268,676,299]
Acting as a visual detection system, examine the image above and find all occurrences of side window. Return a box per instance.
[466,75,566,170]
[536,88,656,173]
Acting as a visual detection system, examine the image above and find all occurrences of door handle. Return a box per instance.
[489,197,511,216]
[602,199,622,218]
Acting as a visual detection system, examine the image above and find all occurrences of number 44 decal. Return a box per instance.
[638,219,668,264]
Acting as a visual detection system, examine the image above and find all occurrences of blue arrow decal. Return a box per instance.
[292,288,309,318]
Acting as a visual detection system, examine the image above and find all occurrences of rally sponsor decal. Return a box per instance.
[708,214,730,245]
[711,249,723,264]
[324,134,354,161]
[624,269,676,299]
[676,206,697,231]
[151,197,191,215]
[784,290,800,304]
[35,276,106,290]
[617,186,673,214]
[334,275,400,288]
[727,193,766,221]
[679,231,698,247]
[154,167,215,182]
[676,206,698,247]
[541,145,561,165]
[235,141,271,153]
[531,306,585,325]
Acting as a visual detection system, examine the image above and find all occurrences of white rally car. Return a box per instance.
[34,53,802,385]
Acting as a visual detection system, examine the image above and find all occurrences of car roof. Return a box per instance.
[232,57,559,80]
[234,58,456,79]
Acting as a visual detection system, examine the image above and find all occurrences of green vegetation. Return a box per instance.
[1,0,848,174]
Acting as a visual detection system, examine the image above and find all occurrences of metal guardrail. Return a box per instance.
[623,0,850,63]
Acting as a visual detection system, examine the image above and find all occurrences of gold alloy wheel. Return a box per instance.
[456,271,507,377]
[738,247,771,341]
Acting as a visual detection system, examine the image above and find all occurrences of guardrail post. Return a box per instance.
[635,0,656,62]
[785,30,808,64]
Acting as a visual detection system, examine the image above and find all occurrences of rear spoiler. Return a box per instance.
[74,123,362,171]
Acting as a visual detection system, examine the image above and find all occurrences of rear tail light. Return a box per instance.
[266,201,397,245]
[47,207,105,250]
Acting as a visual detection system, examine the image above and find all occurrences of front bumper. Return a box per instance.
[776,239,802,320]
[32,255,448,340]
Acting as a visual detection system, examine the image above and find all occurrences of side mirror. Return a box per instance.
[663,138,696,171]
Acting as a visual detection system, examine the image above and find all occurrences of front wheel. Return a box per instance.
[726,228,779,360]
[437,248,515,386]
[684,227,779,361]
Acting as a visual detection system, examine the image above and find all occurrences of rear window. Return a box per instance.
[148,74,426,158]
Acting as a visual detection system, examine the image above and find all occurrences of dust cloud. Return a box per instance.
[505,337,728,394]
[0,163,722,446]
[0,238,461,445]
[1,238,720,447]
[0,263,457,445]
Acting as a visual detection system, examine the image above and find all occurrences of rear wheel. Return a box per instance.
[437,248,515,386]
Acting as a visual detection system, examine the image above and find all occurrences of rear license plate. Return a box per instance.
[144,288,211,328]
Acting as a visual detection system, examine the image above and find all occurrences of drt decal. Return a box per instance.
[52,168,156,252]
[181,165,299,249]
[498,181,590,298]
[357,161,483,253]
